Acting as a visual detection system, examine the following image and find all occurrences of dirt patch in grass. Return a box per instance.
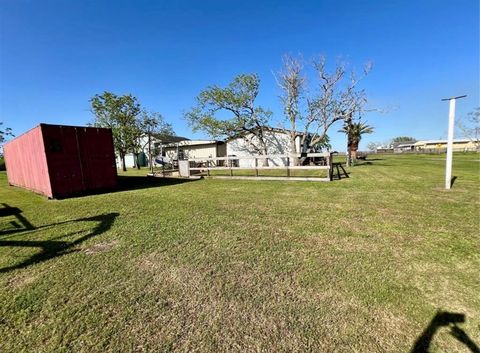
[83,240,119,255]
[6,272,37,289]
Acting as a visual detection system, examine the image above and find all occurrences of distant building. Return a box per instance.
[376,145,394,153]
[413,139,479,152]
[393,142,416,153]
[381,138,479,153]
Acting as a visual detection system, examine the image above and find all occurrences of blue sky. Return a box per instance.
[1,0,478,151]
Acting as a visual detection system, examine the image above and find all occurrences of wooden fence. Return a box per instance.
[179,153,334,182]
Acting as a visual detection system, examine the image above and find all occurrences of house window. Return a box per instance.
[178,149,185,160]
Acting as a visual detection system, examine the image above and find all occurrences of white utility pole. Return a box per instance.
[441,94,466,189]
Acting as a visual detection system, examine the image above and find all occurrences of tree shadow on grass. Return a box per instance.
[0,205,119,273]
[411,311,479,353]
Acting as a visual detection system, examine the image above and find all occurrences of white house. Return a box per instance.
[393,142,416,153]
[226,128,302,167]
[162,140,226,161]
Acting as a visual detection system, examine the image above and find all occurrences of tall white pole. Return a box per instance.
[442,94,466,190]
[445,99,456,189]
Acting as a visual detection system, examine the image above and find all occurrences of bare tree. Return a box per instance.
[367,141,382,152]
[275,55,305,165]
[456,107,480,149]
[303,57,371,153]
[276,55,372,164]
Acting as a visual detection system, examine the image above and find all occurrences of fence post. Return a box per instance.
[286,156,290,177]
[255,157,258,177]
[328,153,333,181]
[229,156,233,177]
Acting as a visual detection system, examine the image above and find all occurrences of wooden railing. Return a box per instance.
[180,153,334,181]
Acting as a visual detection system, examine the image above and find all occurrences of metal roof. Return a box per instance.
[413,139,475,146]
[162,140,224,148]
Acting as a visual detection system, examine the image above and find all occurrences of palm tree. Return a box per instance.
[339,121,374,163]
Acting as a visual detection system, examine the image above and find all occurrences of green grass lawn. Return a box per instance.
[0,153,479,352]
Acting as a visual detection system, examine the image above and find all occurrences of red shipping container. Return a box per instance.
[3,124,117,198]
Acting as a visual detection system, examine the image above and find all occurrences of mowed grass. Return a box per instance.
[0,153,479,352]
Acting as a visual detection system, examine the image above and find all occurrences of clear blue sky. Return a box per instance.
[1,0,478,151]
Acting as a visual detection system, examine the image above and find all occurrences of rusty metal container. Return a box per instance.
[3,124,117,198]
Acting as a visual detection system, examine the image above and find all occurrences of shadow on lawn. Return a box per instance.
[411,311,479,353]
[116,175,198,192]
[62,175,199,199]
[331,162,350,180]
[0,204,119,273]
[450,176,458,188]
[0,203,35,236]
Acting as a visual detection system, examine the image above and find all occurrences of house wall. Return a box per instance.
[226,131,300,167]
[163,144,222,160]
[116,153,147,169]
[115,135,153,169]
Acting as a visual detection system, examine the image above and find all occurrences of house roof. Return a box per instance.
[226,126,306,141]
[392,140,416,147]
[413,139,476,146]
[152,134,189,144]
[396,143,416,148]
[162,140,224,148]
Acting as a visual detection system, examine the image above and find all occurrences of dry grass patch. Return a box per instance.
[83,240,119,255]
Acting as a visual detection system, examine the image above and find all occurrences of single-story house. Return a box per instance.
[161,140,226,162]
[376,146,394,153]
[226,128,303,167]
[393,141,416,153]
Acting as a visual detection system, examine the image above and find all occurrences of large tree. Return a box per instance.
[185,74,272,158]
[276,55,371,163]
[90,92,141,171]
